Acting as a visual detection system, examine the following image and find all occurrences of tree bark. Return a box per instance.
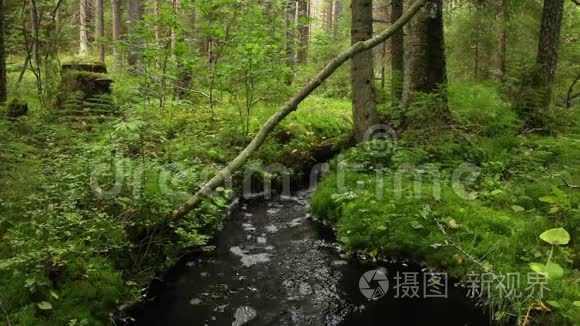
[169,0,428,222]
[79,0,89,57]
[536,0,564,92]
[0,0,6,103]
[297,0,309,63]
[127,0,144,67]
[333,0,343,39]
[286,0,297,63]
[391,0,404,106]
[496,0,508,81]
[402,0,447,109]
[517,0,564,128]
[95,0,105,62]
[325,0,334,32]
[285,0,297,81]
[351,0,378,143]
[111,0,122,67]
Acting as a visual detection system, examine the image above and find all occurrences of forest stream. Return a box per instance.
[129,191,491,326]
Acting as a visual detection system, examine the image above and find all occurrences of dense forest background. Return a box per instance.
[0,0,578,325]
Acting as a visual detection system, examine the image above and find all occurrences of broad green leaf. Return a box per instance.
[546,300,561,308]
[548,206,560,214]
[544,262,564,279]
[511,205,525,213]
[539,196,557,204]
[529,262,564,279]
[539,228,570,245]
[573,301,580,307]
[37,301,53,310]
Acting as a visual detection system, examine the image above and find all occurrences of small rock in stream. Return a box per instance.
[189,298,202,305]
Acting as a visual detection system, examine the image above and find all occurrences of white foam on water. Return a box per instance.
[232,306,257,326]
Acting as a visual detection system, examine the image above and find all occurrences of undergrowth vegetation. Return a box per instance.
[311,83,580,325]
[0,71,352,324]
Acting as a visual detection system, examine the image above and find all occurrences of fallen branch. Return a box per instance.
[168,0,429,222]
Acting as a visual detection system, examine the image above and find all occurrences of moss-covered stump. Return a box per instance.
[5,99,29,118]
[54,63,117,124]
[62,62,108,74]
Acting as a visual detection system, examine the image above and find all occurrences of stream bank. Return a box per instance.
[128,191,489,325]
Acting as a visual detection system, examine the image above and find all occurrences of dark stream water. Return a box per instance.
[130,191,491,326]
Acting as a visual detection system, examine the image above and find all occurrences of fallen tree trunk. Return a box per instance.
[169,0,428,222]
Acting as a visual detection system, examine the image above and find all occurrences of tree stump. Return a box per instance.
[54,62,117,124]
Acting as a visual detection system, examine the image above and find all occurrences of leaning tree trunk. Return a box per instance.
[351,0,378,143]
[111,0,122,67]
[79,0,89,57]
[517,0,564,129]
[0,0,7,103]
[169,0,428,222]
[402,0,447,115]
[391,0,404,106]
[95,0,105,62]
[297,0,309,63]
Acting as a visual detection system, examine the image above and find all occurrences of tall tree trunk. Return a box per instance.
[127,0,144,67]
[496,0,508,81]
[391,0,404,106]
[351,0,378,143]
[333,0,343,39]
[402,0,447,111]
[79,0,89,57]
[169,0,428,221]
[95,0,105,62]
[285,0,297,82]
[111,0,122,67]
[29,0,40,66]
[517,0,564,129]
[0,0,6,103]
[297,0,309,63]
[325,0,333,32]
[536,0,564,97]
[174,0,195,98]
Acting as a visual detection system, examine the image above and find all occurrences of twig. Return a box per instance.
[566,73,580,108]
[548,172,580,189]
[0,299,13,326]
[427,206,512,302]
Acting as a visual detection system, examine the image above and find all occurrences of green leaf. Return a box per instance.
[37,301,53,310]
[529,262,564,279]
[511,205,525,213]
[573,301,580,307]
[50,290,59,300]
[539,196,557,204]
[539,228,570,245]
[548,206,560,214]
[546,300,561,308]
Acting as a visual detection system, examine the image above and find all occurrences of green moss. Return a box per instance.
[311,137,579,325]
